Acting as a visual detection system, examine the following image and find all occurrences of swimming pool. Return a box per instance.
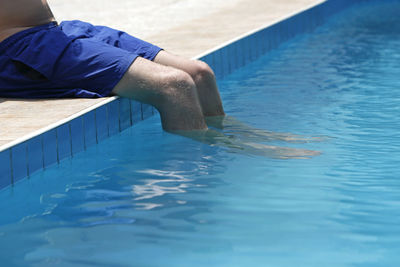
[1,0,400,265]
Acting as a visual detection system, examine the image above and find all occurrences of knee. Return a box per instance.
[190,60,216,84]
[162,68,198,102]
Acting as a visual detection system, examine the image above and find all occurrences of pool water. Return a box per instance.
[1,1,400,266]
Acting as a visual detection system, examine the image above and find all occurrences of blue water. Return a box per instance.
[1,1,400,266]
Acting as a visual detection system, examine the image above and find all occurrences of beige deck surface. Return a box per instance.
[0,0,322,148]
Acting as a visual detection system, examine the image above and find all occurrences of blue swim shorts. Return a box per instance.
[0,20,162,98]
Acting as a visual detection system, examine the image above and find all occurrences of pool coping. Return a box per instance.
[0,0,356,190]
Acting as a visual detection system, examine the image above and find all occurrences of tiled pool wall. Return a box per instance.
[0,0,360,190]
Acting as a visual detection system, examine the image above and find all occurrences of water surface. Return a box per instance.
[1,1,400,266]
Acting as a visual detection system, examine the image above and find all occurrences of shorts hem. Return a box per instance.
[97,53,139,97]
[98,47,163,97]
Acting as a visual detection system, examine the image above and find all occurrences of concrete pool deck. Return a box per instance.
[0,0,322,150]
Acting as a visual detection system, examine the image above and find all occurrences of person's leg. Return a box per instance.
[154,51,225,117]
[112,57,207,132]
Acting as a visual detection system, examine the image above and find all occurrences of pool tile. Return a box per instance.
[131,100,141,124]
[245,36,252,65]
[11,142,28,183]
[119,98,132,131]
[70,117,85,156]
[277,24,283,46]
[254,32,262,59]
[259,29,266,54]
[290,16,299,37]
[247,34,253,62]
[153,107,160,116]
[27,135,43,176]
[309,9,316,29]
[212,50,222,80]
[293,15,301,36]
[239,38,246,66]
[83,110,97,148]
[284,19,291,42]
[308,9,316,30]
[272,25,280,50]
[56,123,71,161]
[321,3,330,17]
[219,51,225,73]
[275,24,281,45]
[262,29,269,53]
[237,39,245,69]
[141,103,153,121]
[221,47,230,78]
[228,43,236,73]
[107,100,120,135]
[305,11,313,32]
[316,7,323,27]
[0,149,12,190]
[242,38,248,66]
[263,27,272,53]
[302,9,310,31]
[95,105,108,142]
[285,17,292,38]
[42,129,57,167]
[246,35,253,62]
[250,34,258,61]
[151,106,157,116]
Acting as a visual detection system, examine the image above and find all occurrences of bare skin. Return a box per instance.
[206,116,329,143]
[0,0,321,159]
[0,0,55,42]
[112,51,225,131]
[175,128,321,159]
[153,51,225,117]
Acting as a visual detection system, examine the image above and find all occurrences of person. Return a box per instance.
[0,0,321,158]
[0,0,224,132]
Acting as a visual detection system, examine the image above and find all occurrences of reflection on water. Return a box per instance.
[132,169,193,209]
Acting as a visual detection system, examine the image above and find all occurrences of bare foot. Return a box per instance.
[206,115,328,143]
[239,142,321,159]
[174,128,321,159]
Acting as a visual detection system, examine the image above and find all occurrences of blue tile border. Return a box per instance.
[141,104,153,121]
[70,117,85,156]
[27,135,43,176]
[0,0,358,191]
[42,128,57,168]
[10,142,28,183]
[83,110,97,149]
[131,100,142,124]
[119,98,132,131]
[95,104,109,142]
[107,100,120,136]
[56,123,71,161]
[0,149,11,189]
